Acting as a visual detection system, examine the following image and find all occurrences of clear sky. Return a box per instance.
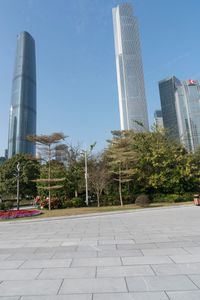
[0,0,200,156]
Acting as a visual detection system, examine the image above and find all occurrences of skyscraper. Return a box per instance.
[8,31,36,158]
[112,3,149,131]
[154,110,163,129]
[159,77,200,152]
[158,76,180,141]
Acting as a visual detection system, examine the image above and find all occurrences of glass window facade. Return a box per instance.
[159,77,200,152]
[112,3,149,131]
[8,31,36,158]
[159,76,180,140]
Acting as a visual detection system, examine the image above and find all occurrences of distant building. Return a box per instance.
[112,3,149,131]
[0,157,6,165]
[4,149,8,160]
[8,31,36,158]
[159,76,180,141]
[159,76,200,152]
[154,110,163,129]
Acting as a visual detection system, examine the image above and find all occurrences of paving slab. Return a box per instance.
[1,205,200,299]
[20,295,92,300]
[59,278,127,294]
[166,290,200,299]
[122,256,173,265]
[0,280,62,296]
[71,257,122,267]
[97,265,154,277]
[20,259,72,269]
[0,297,20,300]
[0,269,41,280]
[151,262,200,275]
[38,267,95,279]
[126,275,197,292]
[93,292,169,300]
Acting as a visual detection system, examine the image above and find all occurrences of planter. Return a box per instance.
[194,194,200,206]
[0,209,42,220]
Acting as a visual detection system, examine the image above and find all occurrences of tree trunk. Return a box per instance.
[97,193,100,207]
[75,190,78,198]
[118,166,123,206]
[119,180,123,206]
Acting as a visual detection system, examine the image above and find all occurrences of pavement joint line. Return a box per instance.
[149,264,157,276]
[124,276,129,292]
[164,290,171,299]
[57,278,64,295]
[95,266,97,278]
[187,274,200,289]
[36,268,44,279]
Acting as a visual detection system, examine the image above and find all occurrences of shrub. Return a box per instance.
[0,201,13,211]
[71,197,85,208]
[35,196,62,209]
[61,199,73,208]
[152,193,194,203]
[135,194,151,207]
[0,202,6,211]
[4,201,13,211]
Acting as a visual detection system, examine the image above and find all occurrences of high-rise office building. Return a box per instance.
[112,3,149,131]
[159,76,180,140]
[154,110,163,129]
[159,77,200,152]
[8,31,36,158]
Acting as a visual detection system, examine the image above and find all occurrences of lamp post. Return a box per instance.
[84,150,89,206]
[82,142,96,206]
[16,162,20,210]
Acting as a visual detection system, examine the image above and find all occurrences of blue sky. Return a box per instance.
[0,0,200,156]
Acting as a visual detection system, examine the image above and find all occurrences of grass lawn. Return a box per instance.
[0,201,194,221]
[31,201,194,219]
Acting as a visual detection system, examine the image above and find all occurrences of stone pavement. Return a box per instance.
[1,205,200,299]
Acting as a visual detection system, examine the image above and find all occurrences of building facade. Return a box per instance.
[158,76,180,141]
[159,77,200,152]
[154,110,163,129]
[8,31,36,158]
[112,3,149,131]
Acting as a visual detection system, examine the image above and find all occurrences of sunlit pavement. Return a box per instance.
[1,205,200,299]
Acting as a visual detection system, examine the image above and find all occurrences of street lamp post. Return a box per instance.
[16,162,20,210]
[84,151,89,206]
[82,142,96,207]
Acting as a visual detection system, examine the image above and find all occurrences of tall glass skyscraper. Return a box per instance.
[112,3,149,131]
[159,77,200,152]
[159,76,180,141]
[8,31,36,158]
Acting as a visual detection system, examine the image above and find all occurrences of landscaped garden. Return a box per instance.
[0,130,199,220]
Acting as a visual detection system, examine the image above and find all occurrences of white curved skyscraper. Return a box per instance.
[112,3,149,131]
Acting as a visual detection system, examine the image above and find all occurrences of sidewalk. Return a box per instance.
[0,205,200,299]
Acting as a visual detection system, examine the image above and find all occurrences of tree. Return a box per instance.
[88,153,110,207]
[27,132,67,210]
[106,130,138,206]
[64,144,83,198]
[0,154,40,202]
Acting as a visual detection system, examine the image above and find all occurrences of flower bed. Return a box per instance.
[0,209,42,220]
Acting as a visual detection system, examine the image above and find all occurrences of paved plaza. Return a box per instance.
[1,205,200,299]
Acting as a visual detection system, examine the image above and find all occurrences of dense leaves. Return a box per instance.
[1,129,200,209]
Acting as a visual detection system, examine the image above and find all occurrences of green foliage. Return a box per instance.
[71,197,85,207]
[106,128,198,199]
[152,193,193,203]
[135,194,151,207]
[0,201,13,211]
[0,154,40,199]
[37,160,67,199]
